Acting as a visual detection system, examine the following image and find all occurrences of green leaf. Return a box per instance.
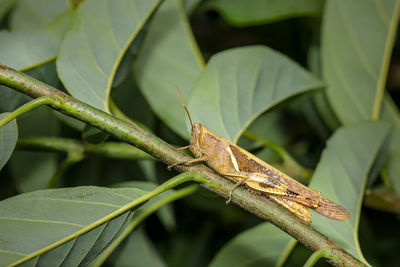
[53,111,86,132]
[0,0,71,71]
[188,45,324,142]
[135,0,205,138]
[381,98,400,195]
[0,86,31,112]
[111,227,166,267]
[10,151,57,192]
[307,45,341,133]
[0,113,18,171]
[238,109,288,151]
[204,0,324,27]
[209,223,295,267]
[386,124,400,194]
[322,0,399,124]
[183,0,202,14]
[321,0,400,194]
[57,0,160,112]
[0,186,147,266]
[0,30,64,71]
[309,121,390,263]
[111,74,156,133]
[9,0,70,31]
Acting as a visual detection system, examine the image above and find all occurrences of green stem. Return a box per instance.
[242,131,313,180]
[13,172,206,266]
[17,136,152,160]
[0,96,57,128]
[91,184,199,266]
[303,248,340,267]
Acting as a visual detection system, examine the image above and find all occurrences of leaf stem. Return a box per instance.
[0,96,58,128]
[303,248,340,267]
[17,136,152,160]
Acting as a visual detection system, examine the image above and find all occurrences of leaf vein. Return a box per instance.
[0,216,84,227]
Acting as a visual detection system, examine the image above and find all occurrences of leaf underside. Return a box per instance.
[0,186,147,266]
[322,0,400,194]
[188,45,323,142]
[0,113,18,171]
[309,121,390,264]
[57,0,160,112]
[209,223,293,267]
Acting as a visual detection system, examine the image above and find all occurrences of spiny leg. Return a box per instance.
[226,177,249,204]
[177,145,191,151]
[167,156,207,170]
[215,171,249,204]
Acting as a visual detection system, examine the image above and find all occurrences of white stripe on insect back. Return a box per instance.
[226,146,240,172]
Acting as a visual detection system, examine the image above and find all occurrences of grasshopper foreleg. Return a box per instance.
[177,145,191,151]
[167,156,208,170]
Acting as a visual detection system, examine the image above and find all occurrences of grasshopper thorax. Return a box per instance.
[189,123,206,158]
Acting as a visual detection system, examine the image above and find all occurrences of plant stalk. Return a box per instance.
[303,248,340,267]
[17,136,152,160]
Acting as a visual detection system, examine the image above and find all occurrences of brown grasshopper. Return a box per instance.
[169,87,350,222]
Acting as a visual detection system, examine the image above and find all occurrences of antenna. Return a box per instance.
[174,85,194,129]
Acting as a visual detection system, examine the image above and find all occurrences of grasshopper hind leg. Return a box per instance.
[215,170,250,204]
[226,177,248,204]
[269,195,312,222]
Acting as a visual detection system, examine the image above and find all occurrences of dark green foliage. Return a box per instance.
[0,0,399,266]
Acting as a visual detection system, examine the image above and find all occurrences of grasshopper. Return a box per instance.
[169,87,350,222]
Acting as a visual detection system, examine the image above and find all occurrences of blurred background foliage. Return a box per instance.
[0,0,399,266]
